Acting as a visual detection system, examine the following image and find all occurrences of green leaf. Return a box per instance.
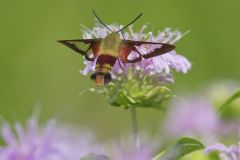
[174,138,205,158]
[80,153,111,160]
[218,89,240,113]
[162,137,205,160]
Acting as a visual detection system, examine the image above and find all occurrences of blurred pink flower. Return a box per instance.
[107,135,158,160]
[0,113,161,160]
[164,96,220,138]
[0,114,103,160]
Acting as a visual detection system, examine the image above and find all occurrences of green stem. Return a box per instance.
[130,106,139,139]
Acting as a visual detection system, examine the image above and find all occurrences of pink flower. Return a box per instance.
[164,96,220,138]
[107,135,158,160]
[0,114,103,160]
[80,23,191,83]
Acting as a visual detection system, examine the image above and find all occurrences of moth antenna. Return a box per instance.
[117,13,143,32]
[92,10,112,32]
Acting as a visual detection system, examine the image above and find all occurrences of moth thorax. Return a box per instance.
[104,32,121,45]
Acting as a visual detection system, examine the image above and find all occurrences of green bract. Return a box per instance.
[93,71,172,109]
[106,82,171,108]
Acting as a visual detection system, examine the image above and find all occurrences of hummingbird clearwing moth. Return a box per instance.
[58,10,175,86]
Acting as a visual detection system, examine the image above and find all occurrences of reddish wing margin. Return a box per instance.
[118,43,142,63]
[58,38,102,61]
[121,40,175,62]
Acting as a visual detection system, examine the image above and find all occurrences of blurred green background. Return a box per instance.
[0,0,239,138]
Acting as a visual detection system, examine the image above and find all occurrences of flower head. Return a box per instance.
[81,22,191,108]
[0,114,102,160]
[80,23,191,84]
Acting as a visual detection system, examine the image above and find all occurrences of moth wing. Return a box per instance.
[118,43,142,63]
[58,39,102,61]
[123,40,175,59]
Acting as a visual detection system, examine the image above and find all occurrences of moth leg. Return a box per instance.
[84,45,95,61]
[117,58,125,71]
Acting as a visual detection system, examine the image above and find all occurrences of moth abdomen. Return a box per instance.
[91,54,117,86]
[90,72,112,86]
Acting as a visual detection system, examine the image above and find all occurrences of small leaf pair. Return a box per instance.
[153,137,205,160]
